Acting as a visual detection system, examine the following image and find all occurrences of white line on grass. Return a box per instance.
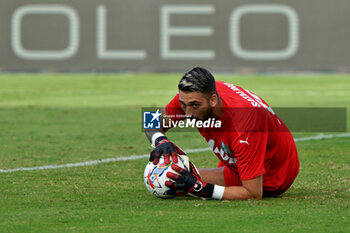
[1,133,350,173]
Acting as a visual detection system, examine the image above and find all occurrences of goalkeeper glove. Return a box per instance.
[165,162,223,199]
[149,136,186,165]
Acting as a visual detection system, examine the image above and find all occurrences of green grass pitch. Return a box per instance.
[0,73,349,232]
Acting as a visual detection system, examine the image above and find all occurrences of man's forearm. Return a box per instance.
[145,129,166,145]
[222,186,262,200]
[222,176,263,200]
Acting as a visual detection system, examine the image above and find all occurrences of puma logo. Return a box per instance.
[239,137,249,145]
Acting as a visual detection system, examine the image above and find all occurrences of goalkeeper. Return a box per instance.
[145,67,299,200]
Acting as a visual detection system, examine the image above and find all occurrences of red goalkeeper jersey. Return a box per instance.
[165,81,299,193]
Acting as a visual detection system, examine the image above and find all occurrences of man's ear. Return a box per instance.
[209,93,218,107]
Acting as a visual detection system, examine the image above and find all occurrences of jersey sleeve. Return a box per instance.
[165,94,185,121]
[233,132,267,180]
[231,108,269,180]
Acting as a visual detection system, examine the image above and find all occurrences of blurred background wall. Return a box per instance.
[1,0,350,72]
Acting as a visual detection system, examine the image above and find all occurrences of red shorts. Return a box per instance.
[217,161,294,197]
[217,161,242,186]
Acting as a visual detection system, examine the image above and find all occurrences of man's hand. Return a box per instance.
[165,162,215,199]
[149,136,185,164]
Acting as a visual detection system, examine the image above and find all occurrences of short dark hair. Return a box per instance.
[178,67,217,95]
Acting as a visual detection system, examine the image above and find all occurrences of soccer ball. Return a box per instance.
[144,155,189,199]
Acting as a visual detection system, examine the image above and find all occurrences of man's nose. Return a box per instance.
[184,108,193,118]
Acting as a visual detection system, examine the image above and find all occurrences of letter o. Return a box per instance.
[229,4,299,60]
[11,4,79,60]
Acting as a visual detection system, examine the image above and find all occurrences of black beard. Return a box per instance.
[202,106,213,121]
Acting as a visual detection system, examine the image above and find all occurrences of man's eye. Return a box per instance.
[193,103,200,107]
